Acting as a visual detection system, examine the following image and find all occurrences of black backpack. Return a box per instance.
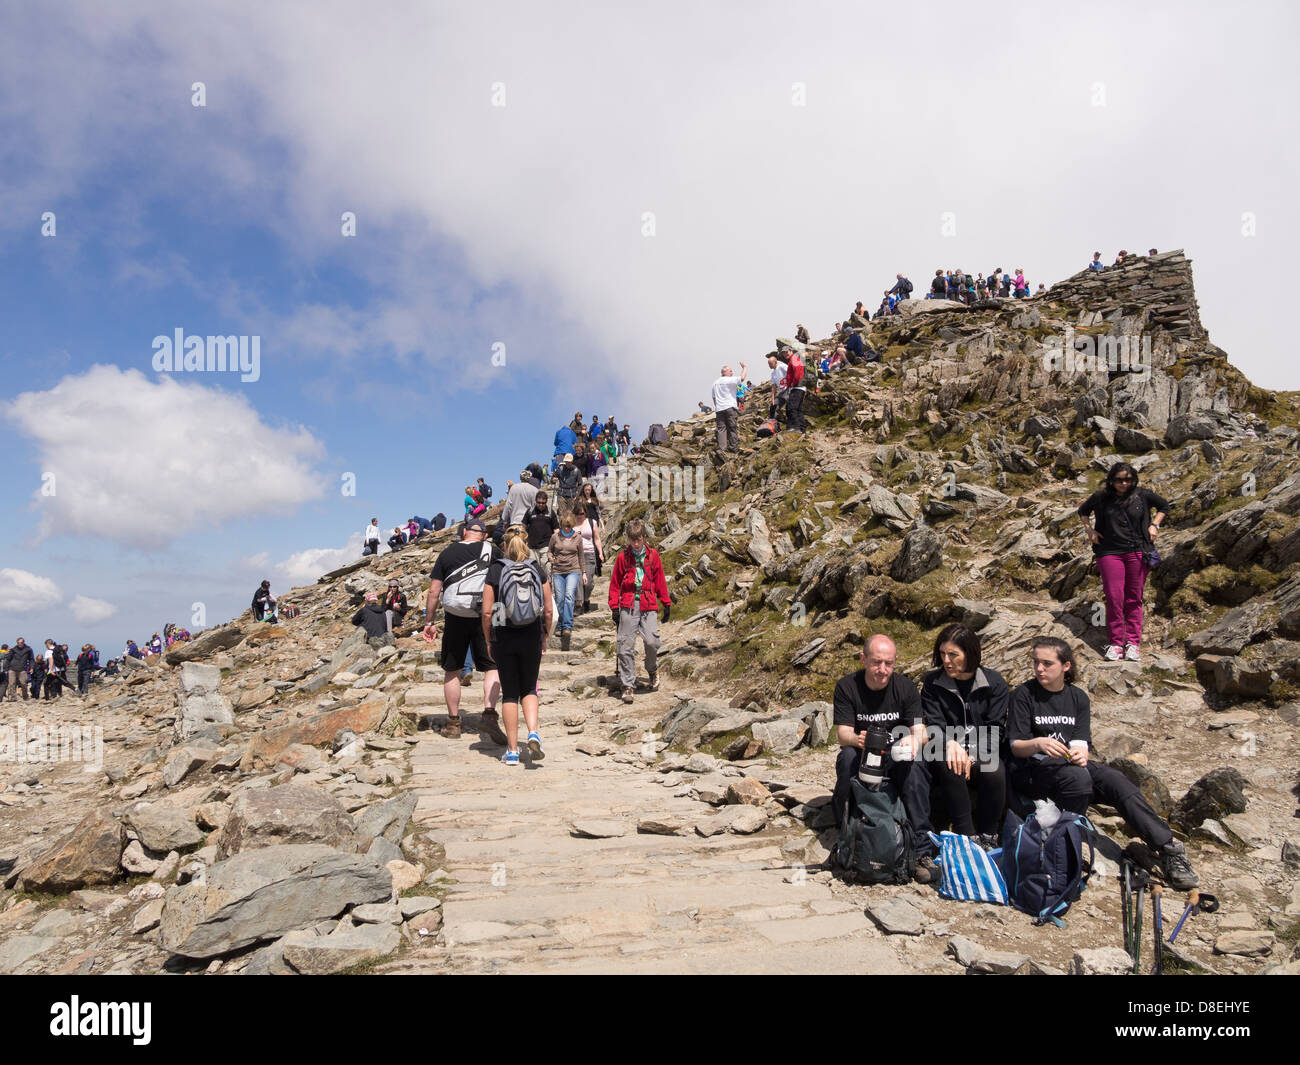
[901,277,913,295]
[648,423,669,445]
[832,779,914,885]
[53,647,68,669]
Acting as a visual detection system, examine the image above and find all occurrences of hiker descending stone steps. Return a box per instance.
[481,531,553,766]
[548,510,589,651]
[607,519,671,704]
[422,517,506,744]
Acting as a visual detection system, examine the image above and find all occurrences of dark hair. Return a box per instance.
[1104,461,1140,494]
[260,580,270,588]
[932,623,982,672]
[1031,636,1076,684]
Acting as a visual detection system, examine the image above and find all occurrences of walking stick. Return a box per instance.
[1151,884,1164,976]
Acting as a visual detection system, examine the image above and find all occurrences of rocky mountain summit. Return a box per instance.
[1,251,1297,975]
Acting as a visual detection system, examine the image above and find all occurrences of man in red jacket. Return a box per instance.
[607,519,671,703]
[782,348,808,433]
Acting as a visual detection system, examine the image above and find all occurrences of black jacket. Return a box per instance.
[252,586,272,609]
[433,513,447,530]
[478,482,493,500]
[7,644,33,672]
[556,463,582,497]
[920,666,1010,744]
[383,591,408,615]
[351,603,389,638]
[1078,486,1169,557]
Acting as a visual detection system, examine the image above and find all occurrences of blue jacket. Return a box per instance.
[553,426,578,457]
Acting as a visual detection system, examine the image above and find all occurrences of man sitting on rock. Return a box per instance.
[352,591,390,641]
[833,634,939,884]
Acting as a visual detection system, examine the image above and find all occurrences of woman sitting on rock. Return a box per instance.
[920,623,1009,848]
[1008,637,1196,889]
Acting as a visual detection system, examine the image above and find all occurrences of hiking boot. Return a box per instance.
[1124,644,1141,662]
[646,671,658,692]
[913,856,940,885]
[621,688,635,704]
[441,716,462,739]
[501,749,520,767]
[977,833,1000,851]
[480,709,509,747]
[1159,841,1198,891]
[1104,644,1124,661]
[526,731,545,761]
[561,630,571,652]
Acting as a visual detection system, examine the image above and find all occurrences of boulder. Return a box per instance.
[1213,931,1274,958]
[159,844,392,958]
[791,639,826,668]
[164,625,245,665]
[19,809,124,893]
[1165,413,1218,448]
[750,719,808,755]
[162,742,219,788]
[1071,947,1134,975]
[890,526,943,583]
[217,784,357,859]
[123,805,205,853]
[656,698,730,748]
[1109,758,1173,819]
[352,792,417,851]
[725,778,771,806]
[174,662,235,741]
[795,701,833,747]
[866,897,925,935]
[1173,767,1248,832]
[281,923,401,974]
[243,698,389,768]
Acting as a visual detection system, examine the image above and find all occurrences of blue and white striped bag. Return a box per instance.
[928,831,1008,905]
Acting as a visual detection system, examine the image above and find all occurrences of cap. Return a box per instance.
[464,517,487,532]
[365,592,378,602]
[564,453,574,461]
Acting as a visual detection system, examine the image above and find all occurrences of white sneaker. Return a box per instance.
[1124,645,1140,662]
[1104,645,1123,661]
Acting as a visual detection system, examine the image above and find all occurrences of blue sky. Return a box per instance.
[2,0,1297,653]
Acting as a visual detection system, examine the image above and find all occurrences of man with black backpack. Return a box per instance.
[889,274,913,302]
[833,635,939,884]
[477,477,493,502]
[423,518,506,743]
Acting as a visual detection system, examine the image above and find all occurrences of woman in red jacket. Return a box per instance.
[607,519,671,703]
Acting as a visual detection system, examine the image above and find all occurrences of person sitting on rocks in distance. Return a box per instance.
[433,512,447,531]
[363,517,381,555]
[1114,249,1128,265]
[412,514,434,535]
[1148,247,1158,256]
[352,591,390,639]
[1088,251,1104,272]
[930,269,947,299]
[853,301,866,320]
[1008,637,1197,889]
[147,633,163,656]
[125,638,143,660]
[920,624,1010,849]
[608,518,670,704]
[388,526,408,552]
[795,323,810,344]
[252,579,274,621]
[697,401,713,414]
[833,634,940,884]
[383,579,409,631]
[1078,461,1167,662]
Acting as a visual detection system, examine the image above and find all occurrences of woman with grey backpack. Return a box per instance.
[481,531,553,767]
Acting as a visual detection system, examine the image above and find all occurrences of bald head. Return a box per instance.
[861,634,898,690]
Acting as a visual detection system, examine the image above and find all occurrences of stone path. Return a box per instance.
[379,579,903,974]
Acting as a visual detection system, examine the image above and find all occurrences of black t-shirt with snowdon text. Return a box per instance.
[833,671,922,736]
[1008,680,1091,764]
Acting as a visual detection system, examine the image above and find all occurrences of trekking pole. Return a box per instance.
[1168,891,1218,944]
[1131,880,1145,974]
[1121,861,1132,955]
[1151,884,1164,976]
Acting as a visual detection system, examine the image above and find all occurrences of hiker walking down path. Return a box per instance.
[548,511,589,651]
[920,624,1009,848]
[608,519,671,704]
[573,497,604,614]
[1077,461,1168,662]
[481,531,553,767]
[1008,637,1197,889]
[524,490,559,578]
[711,361,748,453]
[423,517,506,743]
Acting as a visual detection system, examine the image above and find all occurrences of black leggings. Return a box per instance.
[490,634,541,704]
[934,761,1006,836]
[1012,759,1172,850]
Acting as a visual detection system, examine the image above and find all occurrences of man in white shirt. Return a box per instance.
[363,518,381,556]
[766,352,788,419]
[501,470,539,527]
[710,361,747,453]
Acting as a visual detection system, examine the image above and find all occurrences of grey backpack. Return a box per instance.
[497,560,543,627]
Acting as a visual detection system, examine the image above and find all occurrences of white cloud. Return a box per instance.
[69,594,116,624]
[240,552,271,570]
[0,569,62,613]
[275,532,365,586]
[3,365,328,548]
